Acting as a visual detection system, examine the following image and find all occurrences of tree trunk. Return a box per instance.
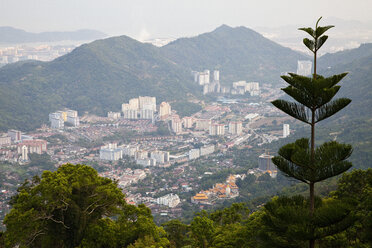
[310,182,315,248]
[310,48,317,247]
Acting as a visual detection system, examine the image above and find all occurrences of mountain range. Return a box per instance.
[0,25,371,134]
[0,26,107,43]
[0,25,308,131]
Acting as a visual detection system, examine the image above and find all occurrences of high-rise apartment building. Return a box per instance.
[129,98,140,110]
[140,109,154,120]
[283,124,290,138]
[0,135,11,147]
[123,109,138,119]
[258,153,276,171]
[139,96,156,111]
[189,149,200,160]
[150,151,170,164]
[182,117,194,129]
[297,60,312,76]
[195,119,212,131]
[108,111,121,119]
[159,102,171,119]
[228,121,243,135]
[171,118,183,134]
[213,70,219,82]
[209,123,225,136]
[200,145,215,156]
[99,143,123,161]
[17,139,47,155]
[21,145,28,161]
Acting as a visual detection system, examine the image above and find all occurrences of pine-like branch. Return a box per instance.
[271,100,309,124]
[315,98,352,123]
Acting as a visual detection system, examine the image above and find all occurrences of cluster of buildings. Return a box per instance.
[99,143,170,167]
[99,143,123,161]
[192,69,221,95]
[49,109,79,129]
[0,129,48,162]
[231,81,260,96]
[107,111,121,119]
[192,69,261,97]
[191,175,240,204]
[170,112,243,137]
[155,193,181,208]
[0,44,75,66]
[122,96,157,121]
[100,168,148,188]
[188,144,215,160]
[17,139,47,161]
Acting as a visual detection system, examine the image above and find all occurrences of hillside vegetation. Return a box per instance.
[0,25,307,131]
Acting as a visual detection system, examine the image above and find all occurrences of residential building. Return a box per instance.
[171,118,183,134]
[150,151,169,164]
[139,96,156,111]
[283,124,290,138]
[139,109,154,120]
[136,158,156,167]
[7,129,22,142]
[195,119,211,131]
[258,153,276,171]
[155,193,180,208]
[17,139,47,155]
[229,121,243,135]
[123,109,138,119]
[189,149,200,160]
[122,145,139,157]
[50,116,64,129]
[129,98,140,110]
[213,70,219,82]
[21,145,28,161]
[159,102,171,119]
[297,60,312,76]
[108,111,121,119]
[66,116,79,127]
[182,117,194,129]
[99,143,123,161]
[135,150,148,160]
[0,135,11,147]
[209,123,225,136]
[200,145,215,156]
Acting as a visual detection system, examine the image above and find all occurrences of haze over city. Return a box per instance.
[1,0,372,39]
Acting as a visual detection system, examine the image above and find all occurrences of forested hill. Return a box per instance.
[319,43,372,70]
[316,44,372,169]
[0,35,199,131]
[316,43,372,121]
[0,24,307,131]
[161,24,308,83]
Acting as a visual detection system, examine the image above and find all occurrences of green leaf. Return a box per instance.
[303,38,315,52]
[299,27,315,38]
[315,25,334,38]
[316,35,329,50]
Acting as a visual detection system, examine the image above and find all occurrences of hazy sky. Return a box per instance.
[1,0,371,40]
